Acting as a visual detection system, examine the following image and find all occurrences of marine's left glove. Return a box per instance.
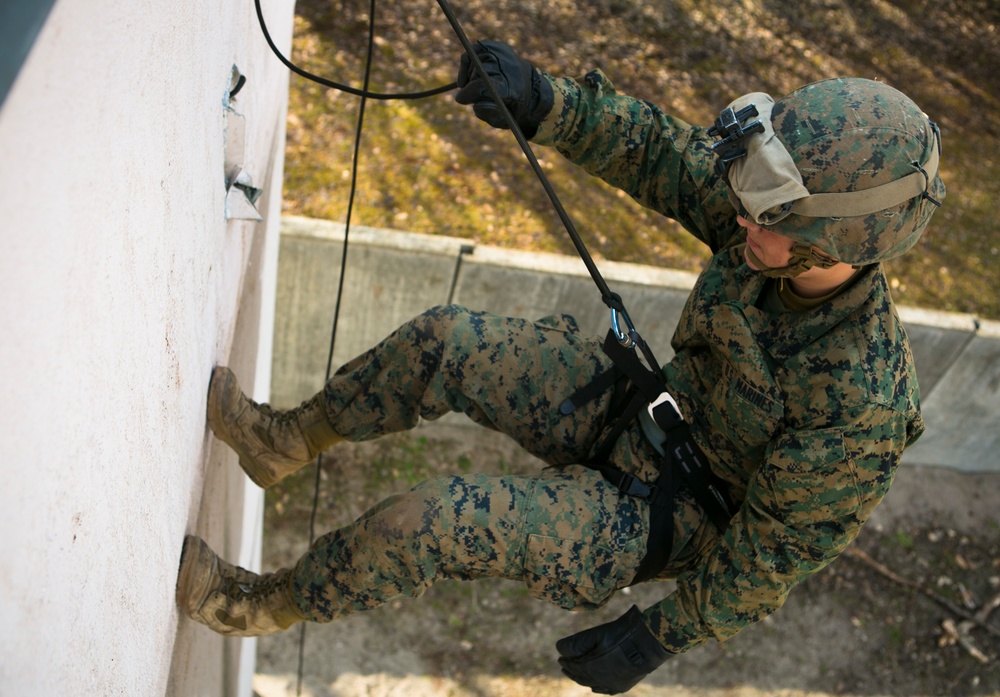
[454,39,554,139]
[556,605,673,695]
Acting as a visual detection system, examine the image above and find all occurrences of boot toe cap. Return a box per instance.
[176,535,219,618]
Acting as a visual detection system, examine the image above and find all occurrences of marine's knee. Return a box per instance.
[406,305,492,372]
[363,482,458,585]
[376,483,446,539]
[413,305,475,340]
[396,305,463,354]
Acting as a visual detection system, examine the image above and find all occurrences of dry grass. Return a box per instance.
[281,0,1000,318]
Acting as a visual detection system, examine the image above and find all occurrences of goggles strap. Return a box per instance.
[743,242,838,279]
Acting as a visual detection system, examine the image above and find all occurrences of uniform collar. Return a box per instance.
[740,264,888,363]
[733,256,883,363]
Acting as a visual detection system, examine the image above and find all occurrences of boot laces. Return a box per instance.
[255,401,307,430]
[220,569,287,604]
[247,401,303,455]
[246,395,325,459]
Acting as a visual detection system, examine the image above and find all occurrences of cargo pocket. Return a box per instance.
[522,534,612,610]
[517,467,647,610]
[521,529,644,611]
[764,428,861,521]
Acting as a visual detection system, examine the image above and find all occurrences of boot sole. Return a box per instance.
[176,535,216,619]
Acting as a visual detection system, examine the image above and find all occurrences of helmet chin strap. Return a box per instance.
[742,242,839,279]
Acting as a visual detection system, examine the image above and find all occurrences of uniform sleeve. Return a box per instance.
[532,69,737,253]
[641,406,908,653]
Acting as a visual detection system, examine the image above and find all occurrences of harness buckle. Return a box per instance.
[620,473,653,499]
[599,465,654,500]
[648,391,684,428]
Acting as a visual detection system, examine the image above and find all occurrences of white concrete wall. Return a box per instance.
[0,0,294,694]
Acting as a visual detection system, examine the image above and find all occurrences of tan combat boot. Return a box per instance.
[176,535,305,636]
[207,366,343,488]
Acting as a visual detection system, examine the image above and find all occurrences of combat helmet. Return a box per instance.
[710,77,945,277]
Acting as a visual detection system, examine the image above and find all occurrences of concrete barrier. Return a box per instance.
[273,215,999,473]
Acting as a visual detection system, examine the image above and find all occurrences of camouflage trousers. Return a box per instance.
[289,305,714,622]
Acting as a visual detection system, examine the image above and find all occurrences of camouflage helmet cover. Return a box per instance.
[721,78,945,266]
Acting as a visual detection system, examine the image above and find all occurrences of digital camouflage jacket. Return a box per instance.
[534,70,926,653]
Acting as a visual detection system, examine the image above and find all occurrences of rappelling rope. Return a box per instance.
[254,0,457,99]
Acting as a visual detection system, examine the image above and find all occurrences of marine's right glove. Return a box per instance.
[556,605,673,695]
[455,39,554,139]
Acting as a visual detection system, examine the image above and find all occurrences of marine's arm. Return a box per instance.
[455,40,737,252]
[532,69,734,251]
[642,406,908,653]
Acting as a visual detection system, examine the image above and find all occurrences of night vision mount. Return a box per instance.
[707,104,765,177]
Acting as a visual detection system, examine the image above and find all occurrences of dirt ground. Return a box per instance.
[252,422,1000,697]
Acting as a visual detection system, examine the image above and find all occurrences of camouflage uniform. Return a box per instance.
[291,70,924,656]
[533,70,924,652]
[292,307,661,617]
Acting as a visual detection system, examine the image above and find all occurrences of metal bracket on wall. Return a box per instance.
[224,65,262,221]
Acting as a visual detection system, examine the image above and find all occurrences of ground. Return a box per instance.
[253,422,1000,697]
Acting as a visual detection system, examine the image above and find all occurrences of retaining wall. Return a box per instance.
[273,215,999,473]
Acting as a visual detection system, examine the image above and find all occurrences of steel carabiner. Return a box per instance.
[611,307,636,348]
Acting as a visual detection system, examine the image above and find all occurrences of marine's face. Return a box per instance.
[737,215,795,271]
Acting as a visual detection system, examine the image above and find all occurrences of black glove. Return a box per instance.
[556,605,673,695]
[455,39,554,139]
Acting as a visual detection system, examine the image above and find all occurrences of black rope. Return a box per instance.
[254,0,456,99]
[432,0,624,314]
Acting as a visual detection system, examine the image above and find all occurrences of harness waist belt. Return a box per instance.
[642,407,734,532]
[568,330,736,583]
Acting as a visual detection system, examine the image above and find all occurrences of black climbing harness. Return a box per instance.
[254,0,734,608]
[561,326,735,585]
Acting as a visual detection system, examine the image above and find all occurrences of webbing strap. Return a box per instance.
[591,448,678,586]
[657,417,734,531]
[559,367,620,416]
[588,386,647,465]
[587,330,735,532]
[630,462,679,585]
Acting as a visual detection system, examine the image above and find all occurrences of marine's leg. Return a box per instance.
[179,467,643,635]
[208,305,616,487]
[320,306,614,464]
[291,466,647,624]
